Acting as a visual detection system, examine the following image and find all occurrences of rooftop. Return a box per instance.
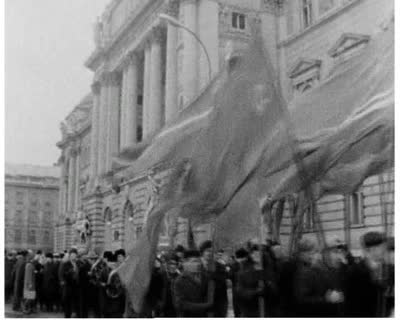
[5,163,60,179]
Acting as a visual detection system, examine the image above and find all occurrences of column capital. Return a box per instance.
[91,82,101,95]
[150,26,165,44]
[165,0,180,17]
[122,51,139,68]
[102,72,120,86]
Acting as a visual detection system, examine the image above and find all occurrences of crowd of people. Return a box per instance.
[5,230,394,318]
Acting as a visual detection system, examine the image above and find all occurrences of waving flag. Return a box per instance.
[117,30,289,312]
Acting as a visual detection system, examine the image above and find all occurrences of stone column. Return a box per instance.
[165,0,179,122]
[97,80,108,176]
[67,151,76,212]
[58,159,66,216]
[148,28,164,135]
[105,73,121,172]
[90,82,101,181]
[142,42,152,139]
[74,149,81,210]
[122,53,139,149]
[181,0,198,104]
[119,68,128,150]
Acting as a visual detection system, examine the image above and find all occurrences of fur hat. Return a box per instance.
[235,248,249,259]
[45,253,53,259]
[184,250,201,259]
[362,232,386,249]
[199,240,213,254]
[297,238,318,253]
[69,248,78,255]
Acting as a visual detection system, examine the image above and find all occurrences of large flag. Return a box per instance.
[117,30,289,312]
[212,16,394,247]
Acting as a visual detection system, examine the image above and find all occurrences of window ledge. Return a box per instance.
[350,223,365,229]
[278,0,362,48]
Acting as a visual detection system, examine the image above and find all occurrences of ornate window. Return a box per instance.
[28,229,36,244]
[348,191,364,226]
[303,203,315,231]
[43,230,50,244]
[232,12,246,30]
[289,58,321,97]
[15,229,22,243]
[104,207,112,225]
[15,210,23,224]
[28,210,39,225]
[16,191,24,205]
[328,33,370,64]
[302,0,313,28]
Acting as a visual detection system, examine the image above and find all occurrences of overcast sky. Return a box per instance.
[5,0,109,166]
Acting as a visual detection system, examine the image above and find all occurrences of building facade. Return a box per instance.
[57,0,393,254]
[5,163,59,253]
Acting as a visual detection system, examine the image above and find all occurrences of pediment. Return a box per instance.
[288,58,322,79]
[328,33,370,58]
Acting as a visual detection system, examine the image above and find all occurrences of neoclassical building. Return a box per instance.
[56,0,393,254]
[5,163,59,252]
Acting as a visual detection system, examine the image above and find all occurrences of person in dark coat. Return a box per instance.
[5,250,16,303]
[42,253,58,312]
[12,250,27,311]
[293,237,345,317]
[104,249,126,318]
[53,253,63,312]
[76,250,92,318]
[199,240,228,317]
[384,236,394,317]
[143,257,165,317]
[174,245,186,272]
[345,231,388,317]
[32,250,45,312]
[235,244,267,317]
[229,248,247,317]
[60,248,81,318]
[159,252,180,317]
[173,250,213,317]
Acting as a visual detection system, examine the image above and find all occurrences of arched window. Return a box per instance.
[104,207,112,225]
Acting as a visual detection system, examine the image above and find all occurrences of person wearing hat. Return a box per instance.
[158,252,180,317]
[41,253,57,312]
[199,240,228,317]
[292,237,344,317]
[51,253,62,312]
[115,249,126,266]
[173,250,213,317]
[235,244,269,317]
[5,249,16,303]
[12,250,27,311]
[60,248,81,317]
[345,231,388,317]
[303,235,347,317]
[383,236,394,316]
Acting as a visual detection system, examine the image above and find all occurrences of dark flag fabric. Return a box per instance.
[116,30,289,312]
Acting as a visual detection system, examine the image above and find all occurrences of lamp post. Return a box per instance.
[159,13,212,82]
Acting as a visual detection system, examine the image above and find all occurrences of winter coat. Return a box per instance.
[13,257,26,299]
[173,271,212,317]
[345,259,386,317]
[235,261,265,317]
[5,257,16,290]
[293,261,344,317]
[42,261,58,299]
[23,261,36,300]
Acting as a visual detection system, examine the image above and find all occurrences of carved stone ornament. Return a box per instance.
[165,0,180,17]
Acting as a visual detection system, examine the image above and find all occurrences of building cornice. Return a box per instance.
[86,0,167,73]
[278,0,363,48]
